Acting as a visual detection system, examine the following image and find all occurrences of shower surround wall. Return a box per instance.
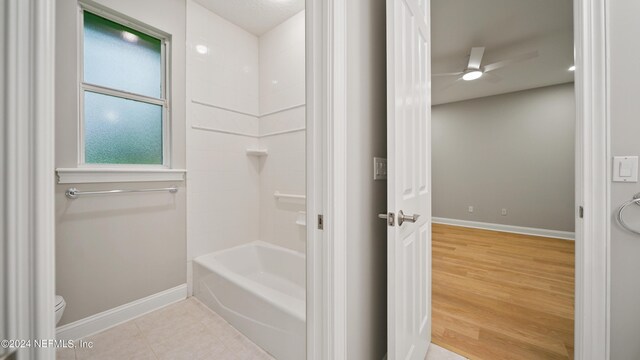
[258,11,306,253]
[186,2,260,267]
[186,1,305,290]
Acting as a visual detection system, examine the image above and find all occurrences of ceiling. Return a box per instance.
[194,0,305,36]
[432,0,574,105]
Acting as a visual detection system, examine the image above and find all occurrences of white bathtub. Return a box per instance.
[193,241,305,360]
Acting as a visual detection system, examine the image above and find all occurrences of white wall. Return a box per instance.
[186,0,261,269]
[186,4,306,275]
[258,11,306,253]
[346,0,388,358]
[609,0,640,358]
[55,0,187,325]
[432,83,575,232]
[259,11,306,115]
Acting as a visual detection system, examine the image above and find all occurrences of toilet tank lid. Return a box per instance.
[55,296,65,308]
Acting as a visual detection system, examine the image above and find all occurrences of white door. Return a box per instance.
[385,0,431,358]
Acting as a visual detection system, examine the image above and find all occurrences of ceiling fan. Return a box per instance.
[433,47,538,82]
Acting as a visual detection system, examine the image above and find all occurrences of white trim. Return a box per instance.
[432,217,576,240]
[56,167,186,183]
[260,127,306,138]
[82,82,167,107]
[2,0,57,358]
[191,100,306,139]
[604,0,612,354]
[306,0,323,358]
[260,103,306,118]
[191,99,258,118]
[323,0,348,358]
[191,125,306,139]
[192,99,306,119]
[305,0,348,358]
[574,0,609,358]
[191,125,258,138]
[56,284,187,341]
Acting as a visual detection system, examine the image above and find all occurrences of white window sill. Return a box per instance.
[56,168,187,184]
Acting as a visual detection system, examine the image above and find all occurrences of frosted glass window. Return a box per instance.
[83,12,162,98]
[84,92,163,164]
[80,10,168,166]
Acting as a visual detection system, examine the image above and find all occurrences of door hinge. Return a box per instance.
[579,206,584,218]
[317,214,324,230]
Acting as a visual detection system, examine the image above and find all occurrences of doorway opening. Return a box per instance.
[50,1,310,359]
[430,0,576,358]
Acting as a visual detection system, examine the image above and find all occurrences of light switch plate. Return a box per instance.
[373,157,387,180]
[613,156,638,182]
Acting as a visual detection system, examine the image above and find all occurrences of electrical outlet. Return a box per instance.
[501,208,507,216]
[468,206,474,213]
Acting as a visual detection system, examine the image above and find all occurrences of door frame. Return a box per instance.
[306,0,348,359]
[2,0,57,359]
[314,0,611,359]
[574,0,609,358]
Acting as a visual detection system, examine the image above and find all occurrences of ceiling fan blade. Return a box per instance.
[482,72,501,83]
[433,71,464,77]
[467,47,485,70]
[438,76,463,91]
[483,50,538,73]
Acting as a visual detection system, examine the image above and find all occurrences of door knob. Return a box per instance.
[397,210,420,226]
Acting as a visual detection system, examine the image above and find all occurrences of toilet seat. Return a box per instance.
[55,295,65,310]
[55,295,66,325]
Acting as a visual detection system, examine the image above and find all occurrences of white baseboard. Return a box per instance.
[432,217,575,240]
[56,284,187,341]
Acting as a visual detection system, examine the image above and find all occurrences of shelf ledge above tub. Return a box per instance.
[246,149,268,157]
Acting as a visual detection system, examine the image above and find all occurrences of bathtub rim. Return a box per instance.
[193,240,306,322]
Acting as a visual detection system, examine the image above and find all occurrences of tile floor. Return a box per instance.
[56,298,273,360]
[426,344,468,360]
[56,297,465,360]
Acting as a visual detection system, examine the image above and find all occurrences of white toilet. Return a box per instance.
[55,295,66,325]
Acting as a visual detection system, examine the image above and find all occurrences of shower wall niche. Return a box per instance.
[186,1,306,285]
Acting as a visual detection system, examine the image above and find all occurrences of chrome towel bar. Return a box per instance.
[616,192,640,235]
[65,186,178,199]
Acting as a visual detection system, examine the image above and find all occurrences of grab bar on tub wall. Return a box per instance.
[65,186,178,199]
[273,191,306,201]
[616,192,640,235]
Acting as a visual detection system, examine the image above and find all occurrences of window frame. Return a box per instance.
[77,2,172,168]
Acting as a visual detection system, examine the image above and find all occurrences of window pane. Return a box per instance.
[83,12,162,98]
[84,91,163,164]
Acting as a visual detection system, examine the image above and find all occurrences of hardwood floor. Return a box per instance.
[431,223,575,360]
